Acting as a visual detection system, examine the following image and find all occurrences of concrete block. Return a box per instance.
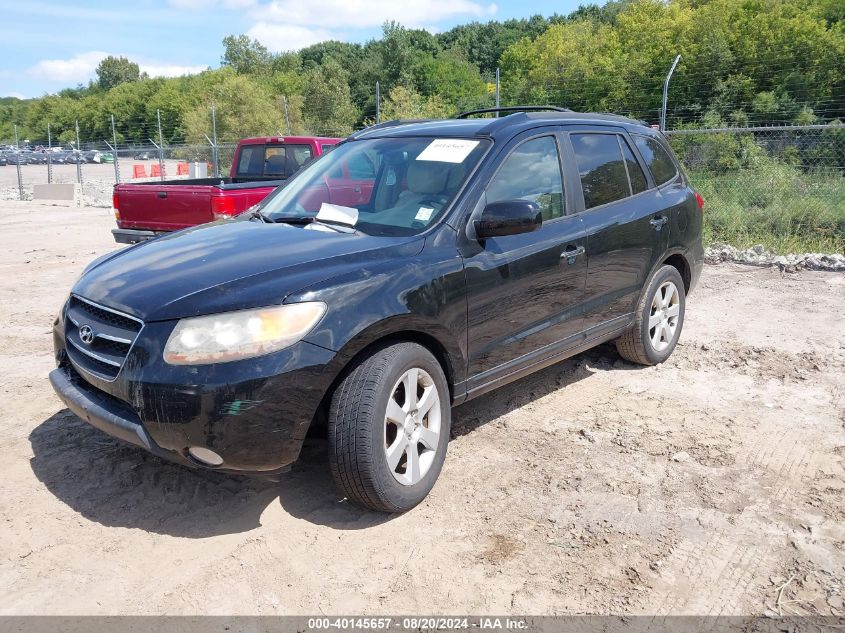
[32,183,81,203]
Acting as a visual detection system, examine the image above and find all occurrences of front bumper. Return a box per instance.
[51,312,338,476]
[49,365,186,465]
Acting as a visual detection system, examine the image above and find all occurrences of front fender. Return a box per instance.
[287,238,469,397]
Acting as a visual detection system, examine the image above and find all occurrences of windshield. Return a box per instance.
[259,136,490,236]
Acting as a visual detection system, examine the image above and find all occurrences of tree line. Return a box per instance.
[1,0,842,147]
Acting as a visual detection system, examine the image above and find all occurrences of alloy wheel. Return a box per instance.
[383,367,441,486]
[648,280,680,352]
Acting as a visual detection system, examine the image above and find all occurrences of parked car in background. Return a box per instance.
[0,153,8,167]
[112,135,341,243]
[50,107,704,512]
[133,150,156,160]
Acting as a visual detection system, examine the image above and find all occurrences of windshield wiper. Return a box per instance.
[274,215,357,233]
[273,216,314,225]
[243,207,270,223]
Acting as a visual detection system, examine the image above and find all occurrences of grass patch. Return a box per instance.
[688,163,845,254]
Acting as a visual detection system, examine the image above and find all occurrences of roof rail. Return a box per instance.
[456,105,572,119]
[347,119,433,140]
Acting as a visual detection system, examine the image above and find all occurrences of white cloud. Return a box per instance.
[246,23,335,52]
[251,0,497,29]
[29,51,109,83]
[3,92,27,100]
[27,52,205,84]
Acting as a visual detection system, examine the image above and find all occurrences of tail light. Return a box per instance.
[694,191,705,211]
[211,196,237,220]
[112,190,119,210]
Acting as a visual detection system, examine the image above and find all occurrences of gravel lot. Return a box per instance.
[1,200,843,616]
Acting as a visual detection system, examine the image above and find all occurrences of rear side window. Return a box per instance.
[235,144,314,178]
[571,133,630,209]
[632,135,678,185]
[486,136,564,221]
[620,137,647,194]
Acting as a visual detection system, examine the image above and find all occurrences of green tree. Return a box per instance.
[500,20,628,112]
[302,59,359,136]
[221,35,273,74]
[436,16,550,75]
[412,53,488,110]
[379,22,417,88]
[379,86,452,120]
[95,56,142,90]
[184,72,283,143]
[299,41,363,70]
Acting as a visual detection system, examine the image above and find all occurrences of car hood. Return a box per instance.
[73,220,423,322]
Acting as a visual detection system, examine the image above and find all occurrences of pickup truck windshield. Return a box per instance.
[260,137,490,236]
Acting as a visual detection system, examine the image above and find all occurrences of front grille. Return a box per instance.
[64,295,143,381]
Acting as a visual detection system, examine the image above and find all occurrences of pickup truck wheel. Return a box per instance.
[328,342,450,513]
[616,265,686,366]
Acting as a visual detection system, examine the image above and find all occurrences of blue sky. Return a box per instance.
[0,0,589,99]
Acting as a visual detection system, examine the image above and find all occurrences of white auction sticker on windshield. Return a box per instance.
[416,139,480,163]
[415,207,434,221]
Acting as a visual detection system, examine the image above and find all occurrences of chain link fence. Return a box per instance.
[666,124,845,253]
[2,76,843,253]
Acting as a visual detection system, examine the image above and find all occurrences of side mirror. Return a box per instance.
[474,199,542,239]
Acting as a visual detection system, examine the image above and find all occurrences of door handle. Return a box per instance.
[157,191,167,199]
[650,216,668,230]
[560,244,585,264]
[353,185,361,193]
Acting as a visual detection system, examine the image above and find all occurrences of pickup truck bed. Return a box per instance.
[112,178,283,243]
[112,136,340,243]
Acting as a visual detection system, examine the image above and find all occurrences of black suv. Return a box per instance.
[50,107,703,512]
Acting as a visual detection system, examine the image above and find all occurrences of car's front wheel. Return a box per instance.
[616,264,686,365]
[328,342,450,513]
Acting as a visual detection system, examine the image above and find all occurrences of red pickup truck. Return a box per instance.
[111,136,340,243]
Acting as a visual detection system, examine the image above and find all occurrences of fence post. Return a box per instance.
[211,103,219,177]
[156,109,165,181]
[282,96,291,135]
[204,135,217,179]
[495,67,500,117]
[47,122,53,184]
[110,114,120,183]
[14,124,23,200]
[75,120,83,185]
[375,81,380,124]
[660,54,681,132]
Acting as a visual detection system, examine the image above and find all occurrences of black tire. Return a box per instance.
[328,342,451,513]
[616,265,686,366]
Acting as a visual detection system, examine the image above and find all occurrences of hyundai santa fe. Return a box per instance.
[50,106,704,512]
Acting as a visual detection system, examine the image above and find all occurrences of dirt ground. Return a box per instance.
[0,200,843,616]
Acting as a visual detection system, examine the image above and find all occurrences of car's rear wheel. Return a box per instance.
[616,264,686,365]
[328,342,450,513]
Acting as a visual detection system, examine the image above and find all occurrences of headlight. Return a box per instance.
[163,302,326,365]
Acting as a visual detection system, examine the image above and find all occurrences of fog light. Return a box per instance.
[188,446,223,467]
